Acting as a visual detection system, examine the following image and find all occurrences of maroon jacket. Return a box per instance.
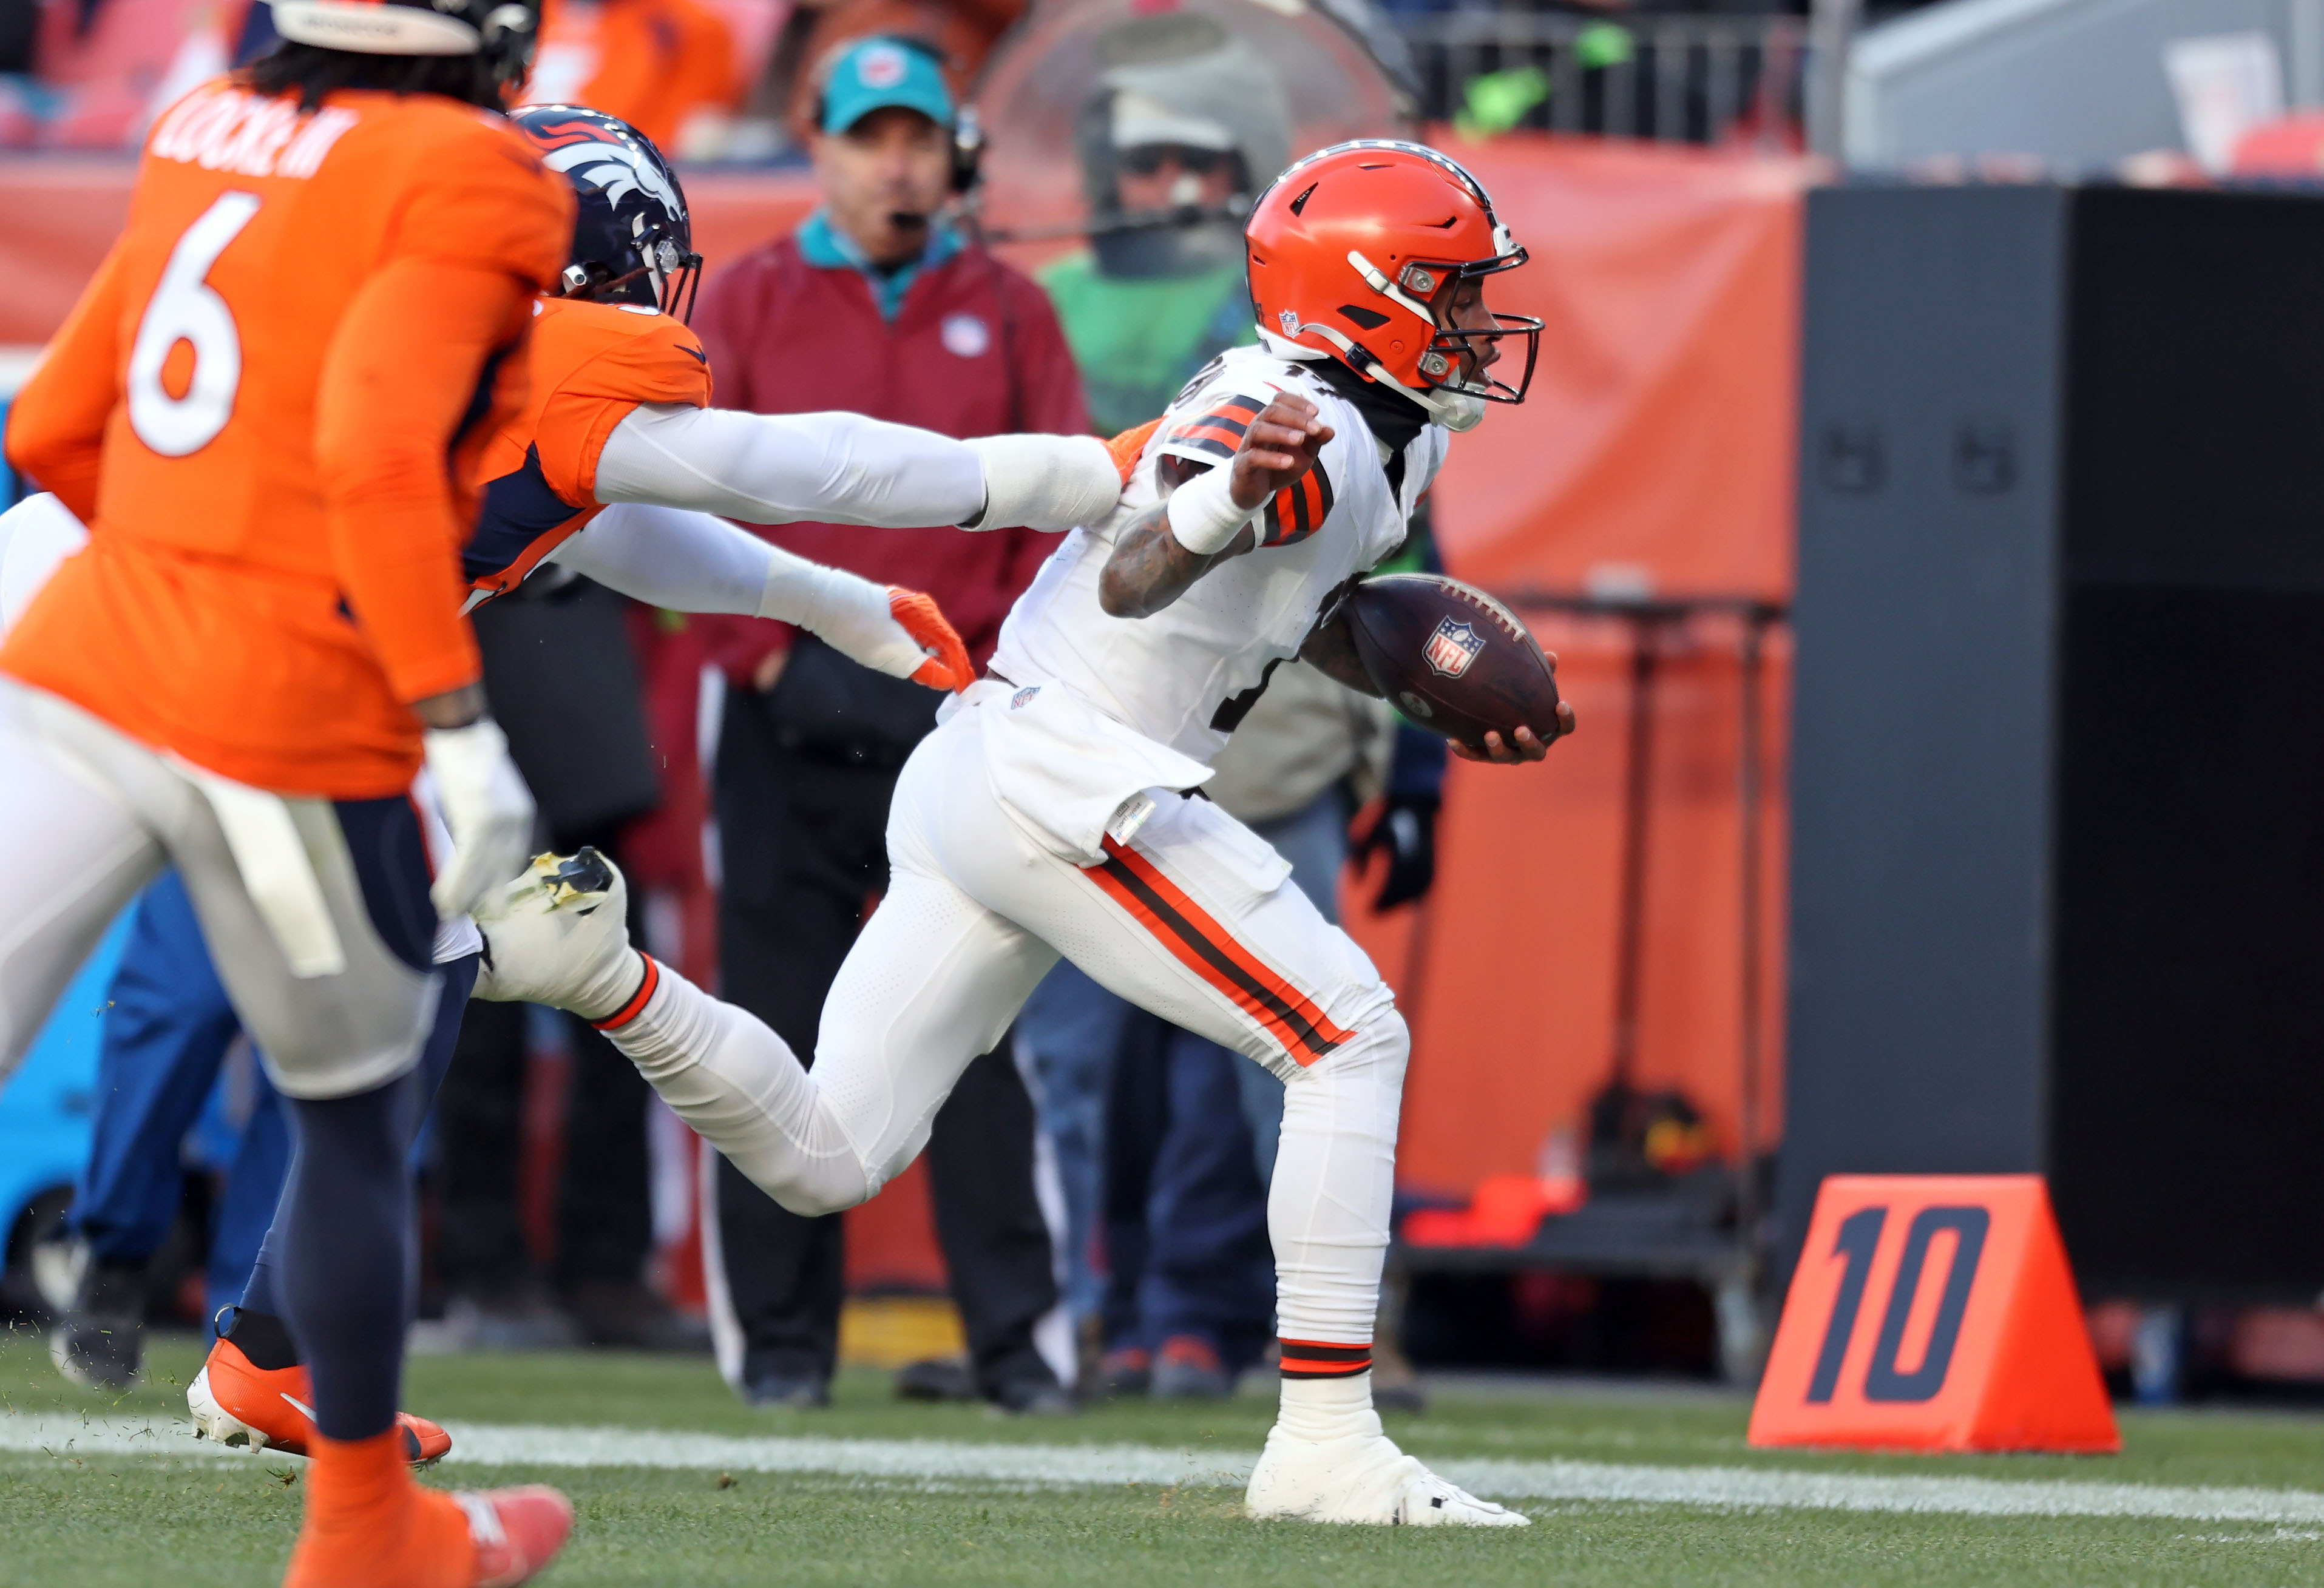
[691,232,1091,675]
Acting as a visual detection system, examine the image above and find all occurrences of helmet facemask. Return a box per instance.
[558,225,703,319]
[1408,261,1540,408]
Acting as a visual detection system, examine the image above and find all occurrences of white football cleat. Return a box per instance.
[1245,1425,1530,1527]
[471,848,646,1022]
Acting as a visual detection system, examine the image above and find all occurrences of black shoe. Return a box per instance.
[895,1357,978,1402]
[50,1260,146,1391]
[744,1371,830,1410]
[1100,1346,1152,1399]
[991,1377,1077,1417]
[1150,1335,1232,1402]
[564,1280,712,1353]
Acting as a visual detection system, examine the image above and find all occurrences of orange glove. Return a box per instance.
[1105,418,1164,485]
[887,586,974,693]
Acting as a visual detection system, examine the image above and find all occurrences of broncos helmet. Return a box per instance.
[512,105,704,320]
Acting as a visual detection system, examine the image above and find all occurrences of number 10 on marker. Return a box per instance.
[1747,1175,2119,1453]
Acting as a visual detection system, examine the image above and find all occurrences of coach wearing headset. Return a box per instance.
[690,33,1088,1414]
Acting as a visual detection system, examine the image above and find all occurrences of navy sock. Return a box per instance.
[278,1070,423,1441]
[239,1226,287,1323]
[240,955,478,1381]
[215,1304,300,1371]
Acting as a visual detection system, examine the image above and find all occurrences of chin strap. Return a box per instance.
[1259,326,1485,433]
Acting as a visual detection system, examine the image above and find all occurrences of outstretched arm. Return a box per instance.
[555,501,971,691]
[592,404,1119,532]
[1099,393,1331,620]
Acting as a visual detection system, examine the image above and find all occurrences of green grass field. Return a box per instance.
[7,1325,2324,1587]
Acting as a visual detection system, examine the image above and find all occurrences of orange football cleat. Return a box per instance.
[283,1428,572,1588]
[189,1336,452,1465]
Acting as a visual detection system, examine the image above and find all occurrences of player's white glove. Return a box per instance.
[472,849,646,1022]
[963,434,1122,532]
[422,718,537,920]
[762,559,973,692]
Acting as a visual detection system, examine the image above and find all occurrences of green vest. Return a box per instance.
[1037,251,1256,436]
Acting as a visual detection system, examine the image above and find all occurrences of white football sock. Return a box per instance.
[603,962,870,1216]
[1278,1371,1381,1444]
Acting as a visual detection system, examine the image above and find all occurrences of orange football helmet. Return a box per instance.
[1246,140,1538,425]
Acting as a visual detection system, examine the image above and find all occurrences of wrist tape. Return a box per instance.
[1165,465,1255,556]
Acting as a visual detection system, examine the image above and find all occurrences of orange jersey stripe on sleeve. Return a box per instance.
[1160,393,1266,463]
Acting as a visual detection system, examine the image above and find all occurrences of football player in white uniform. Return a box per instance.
[476,140,1574,1526]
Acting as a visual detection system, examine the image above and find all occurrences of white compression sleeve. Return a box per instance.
[548,501,771,613]
[605,961,873,1217]
[552,502,928,678]
[593,402,986,527]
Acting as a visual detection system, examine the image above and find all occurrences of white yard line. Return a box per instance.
[7,1411,2324,1525]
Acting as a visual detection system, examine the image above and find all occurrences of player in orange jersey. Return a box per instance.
[0,4,583,1583]
[0,103,1123,1472]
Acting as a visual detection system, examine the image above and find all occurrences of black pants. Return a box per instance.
[435,576,661,1300]
[435,842,655,1297]
[712,649,1059,1395]
[433,1001,656,1296]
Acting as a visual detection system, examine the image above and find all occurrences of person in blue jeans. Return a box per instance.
[48,871,290,1388]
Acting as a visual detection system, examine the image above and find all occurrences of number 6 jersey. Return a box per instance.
[0,78,571,799]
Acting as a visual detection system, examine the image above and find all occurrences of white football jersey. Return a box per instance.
[990,345,1446,764]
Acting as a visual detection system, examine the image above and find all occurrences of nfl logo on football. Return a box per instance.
[1423,616,1486,678]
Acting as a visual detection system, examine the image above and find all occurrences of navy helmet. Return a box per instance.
[511,104,703,320]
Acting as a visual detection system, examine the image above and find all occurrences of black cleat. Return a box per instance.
[50,1261,147,1392]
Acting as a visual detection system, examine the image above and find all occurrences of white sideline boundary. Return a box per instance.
[8,1411,2324,1525]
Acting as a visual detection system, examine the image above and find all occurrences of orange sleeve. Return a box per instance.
[7,243,128,522]
[534,320,713,505]
[315,258,538,704]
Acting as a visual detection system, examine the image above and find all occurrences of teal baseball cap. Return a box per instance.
[821,36,955,134]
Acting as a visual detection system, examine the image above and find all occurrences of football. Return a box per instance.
[1341,573,1561,752]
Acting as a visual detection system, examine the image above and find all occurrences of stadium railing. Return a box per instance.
[1400,11,1809,148]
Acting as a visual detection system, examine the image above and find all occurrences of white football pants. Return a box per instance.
[615,693,1407,1348]
[0,677,439,1098]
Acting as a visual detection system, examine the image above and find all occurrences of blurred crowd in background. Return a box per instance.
[0,0,1820,157]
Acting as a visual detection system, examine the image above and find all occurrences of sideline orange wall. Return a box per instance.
[1343,137,1810,1197]
[0,134,1812,1229]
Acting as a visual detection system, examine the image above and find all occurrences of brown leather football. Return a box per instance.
[1341,573,1560,751]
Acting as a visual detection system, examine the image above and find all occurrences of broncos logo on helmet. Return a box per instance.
[513,104,703,319]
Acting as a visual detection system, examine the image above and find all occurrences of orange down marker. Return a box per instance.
[1749,1175,2119,1453]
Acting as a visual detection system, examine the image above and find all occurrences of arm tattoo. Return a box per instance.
[1097,458,1253,619]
